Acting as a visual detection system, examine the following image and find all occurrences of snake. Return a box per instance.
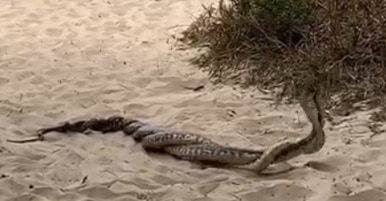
[30,86,325,174]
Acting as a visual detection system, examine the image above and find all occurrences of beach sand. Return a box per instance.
[0,0,385,200]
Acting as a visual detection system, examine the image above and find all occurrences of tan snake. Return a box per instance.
[10,86,325,174]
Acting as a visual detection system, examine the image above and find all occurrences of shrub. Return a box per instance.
[178,0,386,113]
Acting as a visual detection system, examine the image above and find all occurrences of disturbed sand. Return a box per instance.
[0,0,385,200]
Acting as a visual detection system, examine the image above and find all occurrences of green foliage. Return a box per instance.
[179,0,386,112]
[251,0,315,23]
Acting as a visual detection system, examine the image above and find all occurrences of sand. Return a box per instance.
[0,0,385,200]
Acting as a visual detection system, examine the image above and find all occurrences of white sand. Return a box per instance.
[0,0,385,200]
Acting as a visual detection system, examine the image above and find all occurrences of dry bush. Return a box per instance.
[178,0,386,113]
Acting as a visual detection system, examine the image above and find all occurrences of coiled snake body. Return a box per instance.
[22,87,325,174]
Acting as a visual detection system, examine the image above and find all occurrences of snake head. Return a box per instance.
[131,124,160,142]
[122,121,147,136]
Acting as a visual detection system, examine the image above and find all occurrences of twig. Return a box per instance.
[6,128,54,144]
[6,136,44,144]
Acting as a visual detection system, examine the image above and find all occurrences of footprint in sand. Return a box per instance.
[239,183,314,201]
[327,189,386,201]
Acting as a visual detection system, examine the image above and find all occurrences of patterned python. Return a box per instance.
[33,86,325,174]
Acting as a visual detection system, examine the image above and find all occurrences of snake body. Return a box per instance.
[35,87,325,173]
[121,120,265,164]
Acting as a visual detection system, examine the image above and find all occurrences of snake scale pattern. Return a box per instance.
[35,87,325,174]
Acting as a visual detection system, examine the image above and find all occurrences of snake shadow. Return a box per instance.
[198,160,339,180]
